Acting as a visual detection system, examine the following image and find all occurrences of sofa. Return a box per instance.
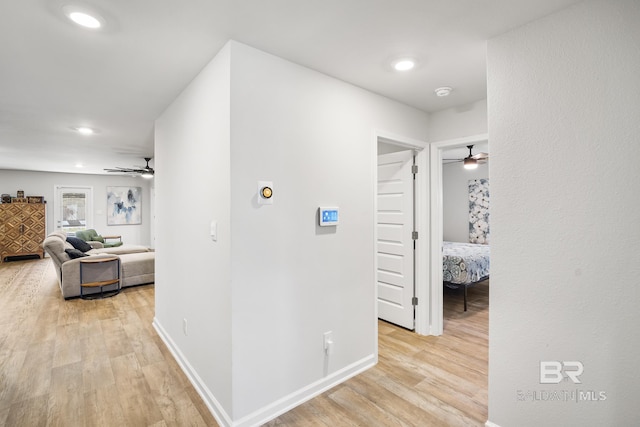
[42,231,155,299]
[75,228,123,248]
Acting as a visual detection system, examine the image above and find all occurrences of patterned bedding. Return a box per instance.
[443,241,490,285]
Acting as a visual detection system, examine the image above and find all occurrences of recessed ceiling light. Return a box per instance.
[62,5,105,29]
[75,163,84,168]
[434,87,453,97]
[68,11,101,28]
[75,127,94,135]
[393,59,416,71]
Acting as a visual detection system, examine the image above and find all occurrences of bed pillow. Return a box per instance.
[65,248,88,259]
[66,236,92,253]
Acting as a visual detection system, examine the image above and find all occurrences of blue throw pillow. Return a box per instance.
[66,236,92,253]
[65,248,88,259]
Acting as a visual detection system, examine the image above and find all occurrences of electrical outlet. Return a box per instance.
[183,318,188,336]
[323,331,333,355]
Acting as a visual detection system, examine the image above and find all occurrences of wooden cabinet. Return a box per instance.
[0,203,46,262]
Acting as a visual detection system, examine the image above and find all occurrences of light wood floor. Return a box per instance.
[267,281,489,426]
[0,259,488,427]
[0,258,218,426]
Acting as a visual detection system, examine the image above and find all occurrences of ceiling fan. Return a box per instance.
[443,145,489,170]
[104,157,155,178]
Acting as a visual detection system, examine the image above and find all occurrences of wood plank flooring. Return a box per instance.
[0,259,488,427]
[266,280,489,427]
[0,258,218,427]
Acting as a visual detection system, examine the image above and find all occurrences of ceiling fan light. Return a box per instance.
[463,157,478,170]
[141,171,154,179]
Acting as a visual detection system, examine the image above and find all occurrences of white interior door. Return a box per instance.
[377,150,415,330]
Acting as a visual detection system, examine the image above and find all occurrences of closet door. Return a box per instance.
[377,150,416,330]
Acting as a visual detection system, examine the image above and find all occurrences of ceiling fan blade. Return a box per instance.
[104,168,133,172]
[472,152,489,160]
[105,157,154,176]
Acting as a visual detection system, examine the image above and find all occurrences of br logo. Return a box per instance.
[540,361,584,384]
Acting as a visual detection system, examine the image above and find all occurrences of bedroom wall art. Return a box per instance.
[469,178,489,244]
[107,186,141,225]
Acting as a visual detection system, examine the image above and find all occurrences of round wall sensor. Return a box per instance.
[260,186,273,199]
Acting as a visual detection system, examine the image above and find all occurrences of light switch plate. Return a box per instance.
[210,220,217,241]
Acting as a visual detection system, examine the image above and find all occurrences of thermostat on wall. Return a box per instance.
[257,181,273,205]
[318,207,339,226]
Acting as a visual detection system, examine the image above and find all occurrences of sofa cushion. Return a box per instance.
[88,245,149,255]
[66,236,92,252]
[42,234,70,268]
[65,248,88,259]
[120,252,155,287]
[50,230,68,240]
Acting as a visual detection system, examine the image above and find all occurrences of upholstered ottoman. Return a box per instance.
[120,251,155,287]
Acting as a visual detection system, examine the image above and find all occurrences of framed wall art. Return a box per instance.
[107,186,141,225]
[469,179,489,244]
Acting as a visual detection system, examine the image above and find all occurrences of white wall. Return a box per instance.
[442,162,488,242]
[428,99,487,142]
[154,42,233,419]
[154,40,428,426]
[0,169,152,246]
[487,1,640,426]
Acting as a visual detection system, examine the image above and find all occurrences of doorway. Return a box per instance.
[374,131,429,335]
[428,133,489,335]
[53,185,93,234]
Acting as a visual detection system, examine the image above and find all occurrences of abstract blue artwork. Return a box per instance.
[107,186,141,225]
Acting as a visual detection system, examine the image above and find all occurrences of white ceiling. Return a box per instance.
[0,0,582,175]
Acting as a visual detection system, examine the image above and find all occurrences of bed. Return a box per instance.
[443,241,490,311]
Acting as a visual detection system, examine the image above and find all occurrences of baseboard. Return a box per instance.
[153,318,233,427]
[153,317,376,427]
[485,421,501,427]
[234,354,376,427]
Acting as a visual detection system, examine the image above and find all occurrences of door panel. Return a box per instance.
[377,150,415,330]
[54,186,93,234]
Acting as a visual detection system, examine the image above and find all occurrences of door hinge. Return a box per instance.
[411,164,418,174]
[412,297,418,306]
[412,231,418,240]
